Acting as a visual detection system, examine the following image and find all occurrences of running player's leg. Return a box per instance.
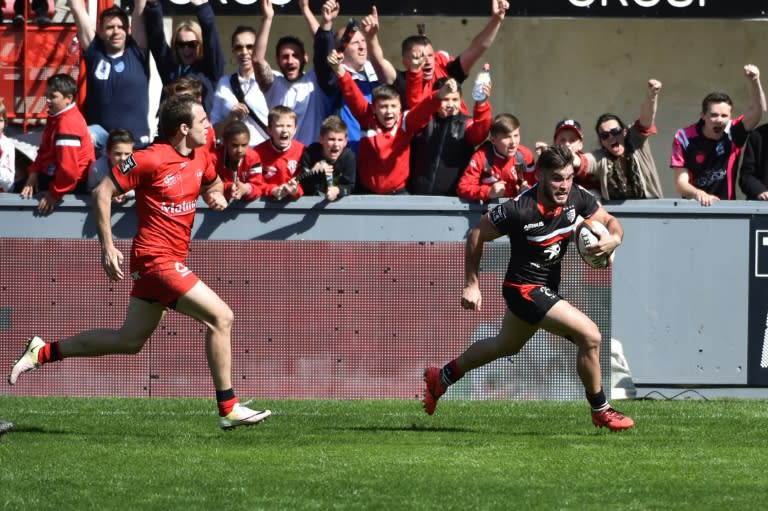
[175,280,271,429]
[8,298,164,384]
[538,300,634,431]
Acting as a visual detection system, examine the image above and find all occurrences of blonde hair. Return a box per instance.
[171,21,204,65]
[0,101,7,125]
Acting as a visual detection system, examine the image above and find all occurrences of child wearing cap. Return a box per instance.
[536,118,600,196]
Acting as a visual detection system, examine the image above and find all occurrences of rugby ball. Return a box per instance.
[575,220,614,269]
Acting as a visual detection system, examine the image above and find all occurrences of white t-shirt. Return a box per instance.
[211,72,270,146]
[264,69,330,146]
[0,134,15,192]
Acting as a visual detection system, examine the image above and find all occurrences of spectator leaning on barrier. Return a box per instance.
[67,0,151,155]
[8,95,272,431]
[254,106,306,201]
[20,74,94,215]
[457,113,535,202]
[87,128,136,204]
[213,120,264,203]
[300,114,356,201]
[328,47,457,195]
[144,0,225,115]
[671,64,765,206]
[584,79,665,201]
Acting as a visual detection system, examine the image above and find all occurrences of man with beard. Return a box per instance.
[254,0,331,146]
[423,145,635,432]
[671,64,765,206]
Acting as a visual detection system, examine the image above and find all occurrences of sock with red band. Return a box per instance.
[440,359,465,387]
[37,341,61,365]
[216,388,238,417]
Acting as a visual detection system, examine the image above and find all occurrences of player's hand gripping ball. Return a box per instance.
[575,220,615,269]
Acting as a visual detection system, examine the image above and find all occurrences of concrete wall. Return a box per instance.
[207,14,768,198]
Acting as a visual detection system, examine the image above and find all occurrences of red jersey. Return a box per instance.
[457,141,535,201]
[28,103,94,200]
[111,141,217,263]
[212,144,263,202]
[339,70,440,193]
[254,139,306,199]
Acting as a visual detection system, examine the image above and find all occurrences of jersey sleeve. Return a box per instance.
[110,150,155,194]
[576,185,600,219]
[487,199,517,235]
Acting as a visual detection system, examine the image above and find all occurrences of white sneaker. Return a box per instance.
[218,403,272,430]
[8,336,45,385]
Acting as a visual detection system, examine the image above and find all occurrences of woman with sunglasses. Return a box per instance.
[584,79,664,201]
[144,0,225,114]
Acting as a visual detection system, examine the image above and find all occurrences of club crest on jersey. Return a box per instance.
[119,155,137,174]
[288,160,299,175]
[490,205,506,224]
[566,207,576,223]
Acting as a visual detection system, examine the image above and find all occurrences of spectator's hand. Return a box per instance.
[648,78,662,97]
[694,191,720,207]
[272,184,287,199]
[408,47,425,73]
[285,178,300,197]
[488,181,506,198]
[101,244,125,282]
[534,141,548,156]
[321,0,339,24]
[325,185,340,201]
[37,191,56,215]
[204,190,227,210]
[113,193,129,204]
[758,191,768,200]
[492,0,510,21]
[745,64,760,82]
[519,180,530,194]
[20,173,38,199]
[361,6,380,39]
[261,0,274,19]
[477,81,492,103]
[437,77,458,98]
[327,50,345,76]
[461,284,482,311]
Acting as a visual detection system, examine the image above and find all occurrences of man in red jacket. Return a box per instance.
[20,74,95,214]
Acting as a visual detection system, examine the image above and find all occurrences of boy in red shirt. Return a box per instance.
[20,74,94,214]
[213,120,263,202]
[254,106,306,200]
[328,49,458,194]
[457,113,535,201]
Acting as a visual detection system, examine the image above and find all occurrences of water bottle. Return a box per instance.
[471,63,491,101]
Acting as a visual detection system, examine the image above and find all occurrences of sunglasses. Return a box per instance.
[233,43,255,52]
[176,40,199,49]
[598,127,623,140]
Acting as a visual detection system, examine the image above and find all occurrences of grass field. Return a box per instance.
[1,396,767,510]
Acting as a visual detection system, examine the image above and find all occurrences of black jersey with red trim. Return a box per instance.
[488,183,600,288]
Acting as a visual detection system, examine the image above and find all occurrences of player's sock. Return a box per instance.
[440,360,465,387]
[216,388,238,417]
[37,341,61,364]
[586,388,609,412]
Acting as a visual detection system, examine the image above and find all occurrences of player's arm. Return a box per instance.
[201,175,228,210]
[66,0,96,50]
[457,0,509,77]
[463,213,503,311]
[586,206,623,257]
[92,176,124,281]
[742,64,765,131]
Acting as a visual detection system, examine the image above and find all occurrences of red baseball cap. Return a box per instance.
[553,119,583,141]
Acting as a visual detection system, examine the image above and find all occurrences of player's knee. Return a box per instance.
[211,305,234,332]
[582,326,602,351]
[121,336,148,354]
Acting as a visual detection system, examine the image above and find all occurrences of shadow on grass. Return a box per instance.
[328,424,478,433]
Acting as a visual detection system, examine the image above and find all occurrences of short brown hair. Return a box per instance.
[537,144,573,174]
[320,115,348,137]
[371,84,401,104]
[267,105,297,127]
[490,113,520,138]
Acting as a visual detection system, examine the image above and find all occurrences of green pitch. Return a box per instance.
[1,397,767,510]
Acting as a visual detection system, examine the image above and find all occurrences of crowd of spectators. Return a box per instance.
[3,0,768,212]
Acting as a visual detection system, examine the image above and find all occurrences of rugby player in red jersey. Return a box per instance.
[8,95,271,430]
[423,145,635,432]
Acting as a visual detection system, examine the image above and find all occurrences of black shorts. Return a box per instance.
[502,282,562,325]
